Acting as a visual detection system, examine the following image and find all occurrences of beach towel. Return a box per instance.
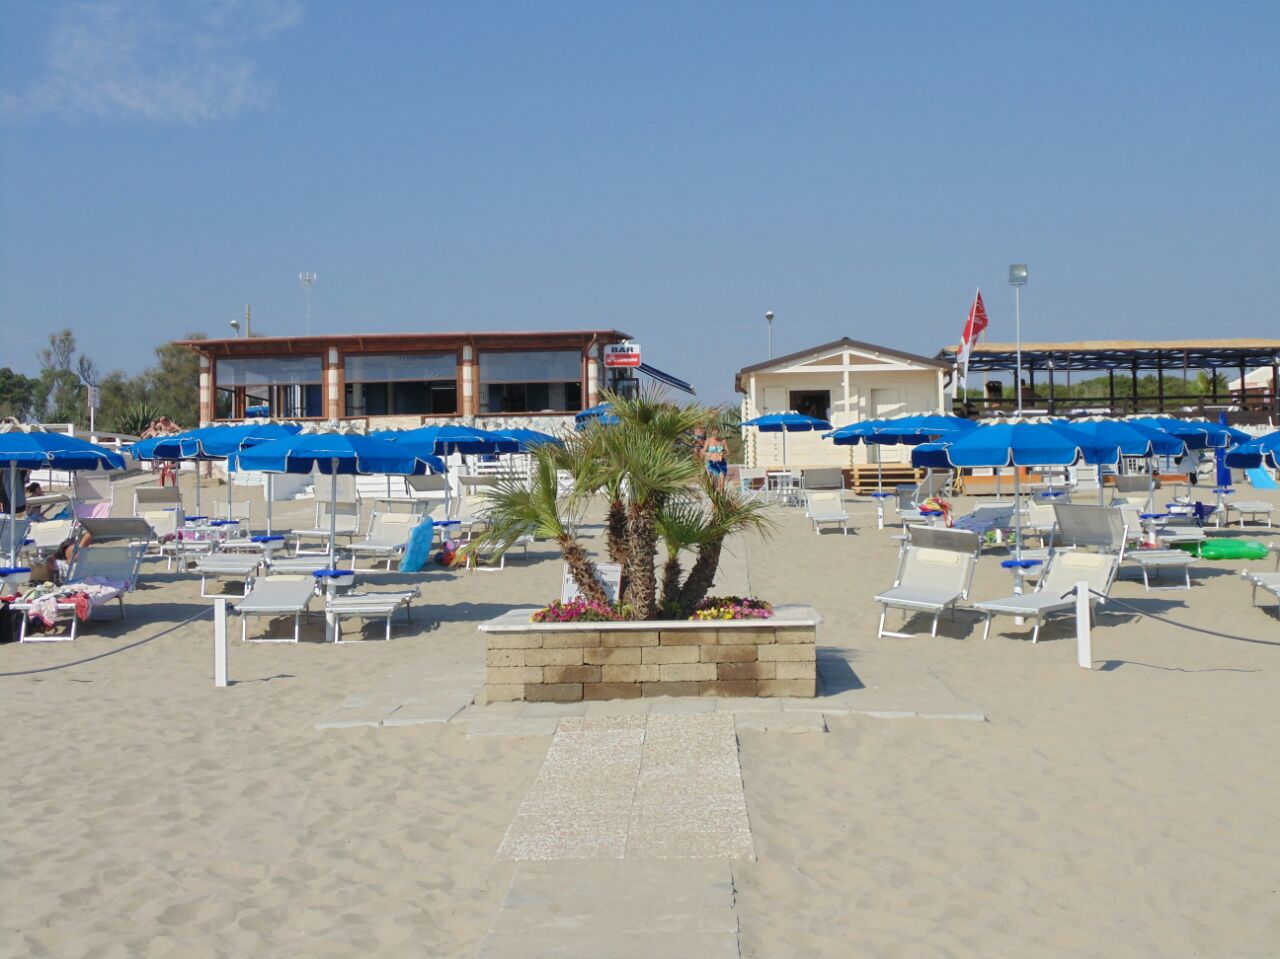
[398,517,435,573]
[22,578,127,628]
[1246,467,1278,490]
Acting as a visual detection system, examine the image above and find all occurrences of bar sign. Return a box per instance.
[604,343,641,368]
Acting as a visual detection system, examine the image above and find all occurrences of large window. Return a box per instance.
[215,356,324,419]
[344,353,457,417]
[479,350,582,413]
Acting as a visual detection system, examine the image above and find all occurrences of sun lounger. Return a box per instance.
[21,518,72,559]
[875,527,980,638]
[974,550,1119,643]
[804,491,850,535]
[951,503,1016,548]
[291,498,362,555]
[14,542,147,641]
[346,512,420,570]
[195,552,264,598]
[1127,549,1194,590]
[326,587,420,642]
[133,485,183,517]
[235,575,316,643]
[1241,570,1280,610]
[1226,501,1274,529]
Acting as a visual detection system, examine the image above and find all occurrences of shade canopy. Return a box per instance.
[149,422,302,460]
[1057,419,1186,458]
[824,414,976,446]
[0,426,126,471]
[230,432,444,475]
[912,421,1123,469]
[575,403,618,428]
[1129,417,1250,450]
[380,424,519,455]
[493,428,561,450]
[1224,431,1280,469]
[742,412,833,433]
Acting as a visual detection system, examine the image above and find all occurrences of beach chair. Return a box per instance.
[1226,500,1274,529]
[326,587,420,642]
[20,518,75,562]
[15,541,147,641]
[133,485,183,517]
[292,499,362,555]
[801,467,845,492]
[974,550,1120,643]
[951,503,1016,549]
[1241,570,1280,611]
[893,484,920,525]
[875,527,980,638]
[140,509,185,569]
[803,491,850,535]
[235,574,316,643]
[73,472,114,518]
[738,467,768,501]
[1,515,31,557]
[194,552,264,598]
[346,512,419,570]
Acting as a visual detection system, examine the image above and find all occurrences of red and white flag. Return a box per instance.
[954,290,988,394]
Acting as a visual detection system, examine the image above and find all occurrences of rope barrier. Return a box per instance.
[0,606,212,677]
[1066,586,1279,646]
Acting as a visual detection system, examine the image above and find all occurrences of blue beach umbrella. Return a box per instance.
[824,415,976,492]
[231,432,445,566]
[575,403,618,429]
[913,421,1123,591]
[492,428,562,450]
[1,426,125,565]
[1061,419,1186,507]
[381,424,519,456]
[1224,431,1280,470]
[742,412,833,469]
[1129,417,1250,449]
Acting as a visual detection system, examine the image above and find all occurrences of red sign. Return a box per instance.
[604,343,642,368]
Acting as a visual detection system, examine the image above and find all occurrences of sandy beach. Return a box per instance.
[3,475,1278,958]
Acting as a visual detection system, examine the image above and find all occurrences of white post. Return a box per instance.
[214,597,228,687]
[1075,581,1092,669]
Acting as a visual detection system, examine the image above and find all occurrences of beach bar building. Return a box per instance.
[735,338,951,472]
[178,329,658,430]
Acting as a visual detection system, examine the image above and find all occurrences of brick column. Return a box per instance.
[198,356,212,424]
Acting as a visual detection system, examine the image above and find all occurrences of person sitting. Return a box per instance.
[24,482,46,521]
[32,529,93,584]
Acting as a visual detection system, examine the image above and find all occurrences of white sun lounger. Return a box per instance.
[235,575,316,643]
[974,550,1119,643]
[195,553,264,598]
[346,512,419,570]
[15,542,147,642]
[875,527,980,638]
[1241,570,1280,610]
[1227,501,1274,529]
[326,588,420,642]
[804,491,850,535]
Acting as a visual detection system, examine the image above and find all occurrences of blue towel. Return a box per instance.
[1246,467,1279,490]
[398,517,435,573]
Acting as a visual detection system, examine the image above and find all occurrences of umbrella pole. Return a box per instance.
[193,461,200,518]
[227,459,233,520]
[1013,463,1024,597]
[266,473,274,537]
[8,461,16,567]
[329,462,338,569]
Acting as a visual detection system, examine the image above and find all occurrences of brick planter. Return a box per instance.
[478,605,820,703]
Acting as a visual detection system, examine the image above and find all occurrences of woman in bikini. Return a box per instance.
[703,427,729,490]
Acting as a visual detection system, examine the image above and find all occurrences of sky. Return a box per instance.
[1,0,1277,403]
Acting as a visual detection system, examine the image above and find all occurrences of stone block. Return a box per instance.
[584,646,641,666]
[584,683,645,701]
[716,629,772,645]
[658,629,719,646]
[483,684,525,703]
[602,664,660,683]
[488,633,543,650]
[774,661,816,680]
[717,661,775,681]
[701,644,757,663]
[524,683,584,703]
[642,681,701,698]
[487,666,544,685]
[775,627,818,645]
[486,649,526,668]
[758,678,816,698]
[543,630,601,649]
[601,630,661,648]
[699,680,758,698]
[658,663,716,683]
[544,665,602,684]
[758,643,817,663]
[525,648,585,667]
[642,645,699,665]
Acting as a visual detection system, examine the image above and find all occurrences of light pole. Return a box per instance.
[1008,264,1028,414]
[299,272,318,334]
[229,317,241,338]
[765,311,774,359]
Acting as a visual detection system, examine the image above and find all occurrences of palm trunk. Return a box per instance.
[676,536,725,615]
[605,497,629,566]
[623,502,659,619]
[661,555,682,610]
[560,536,607,605]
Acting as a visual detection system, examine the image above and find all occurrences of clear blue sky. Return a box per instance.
[2,1,1276,403]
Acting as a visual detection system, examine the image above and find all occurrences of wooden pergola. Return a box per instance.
[937,339,1280,422]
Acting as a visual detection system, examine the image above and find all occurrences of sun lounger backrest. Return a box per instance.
[899,546,973,596]
[74,473,114,506]
[802,467,844,491]
[805,491,842,513]
[134,486,183,513]
[30,519,74,549]
[906,525,980,555]
[364,512,417,546]
[894,484,918,510]
[142,510,178,536]
[0,516,31,547]
[315,500,360,533]
[67,543,146,590]
[1051,503,1126,551]
[916,471,949,500]
[77,517,155,542]
[1040,550,1118,597]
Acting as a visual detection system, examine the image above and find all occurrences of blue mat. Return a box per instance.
[1247,467,1278,490]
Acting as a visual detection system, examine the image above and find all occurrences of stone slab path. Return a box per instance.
[496,713,754,862]
[475,860,740,959]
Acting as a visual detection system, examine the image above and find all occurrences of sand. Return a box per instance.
[2,473,1278,957]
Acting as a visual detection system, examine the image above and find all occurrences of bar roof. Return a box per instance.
[176,329,630,357]
[938,339,1280,373]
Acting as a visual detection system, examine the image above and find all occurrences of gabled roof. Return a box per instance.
[735,337,951,393]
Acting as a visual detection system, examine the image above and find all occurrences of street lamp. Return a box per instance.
[765,311,774,359]
[229,317,241,338]
[1008,264,1028,414]
[299,271,318,334]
